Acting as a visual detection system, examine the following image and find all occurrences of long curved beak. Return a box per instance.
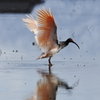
[72,41,80,49]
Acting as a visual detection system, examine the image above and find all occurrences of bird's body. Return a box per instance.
[23,8,80,66]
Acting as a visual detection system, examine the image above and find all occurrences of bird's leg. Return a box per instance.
[48,57,52,68]
[48,56,52,66]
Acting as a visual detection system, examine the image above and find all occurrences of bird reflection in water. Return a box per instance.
[27,69,79,100]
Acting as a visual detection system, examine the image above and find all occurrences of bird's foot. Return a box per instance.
[48,62,53,67]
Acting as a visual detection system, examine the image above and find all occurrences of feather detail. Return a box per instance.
[23,8,59,53]
[22,14,38,34]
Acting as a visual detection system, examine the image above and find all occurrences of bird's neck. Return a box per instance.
[59,40,69,49]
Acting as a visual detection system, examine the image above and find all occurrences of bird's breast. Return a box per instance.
[50,46,60,56]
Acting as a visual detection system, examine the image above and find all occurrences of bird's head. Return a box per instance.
[66,38,80,49]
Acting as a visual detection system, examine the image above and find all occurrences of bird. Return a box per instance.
[23,8,80,67]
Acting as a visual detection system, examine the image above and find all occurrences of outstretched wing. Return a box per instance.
[23,8,58,53]
[36,8,58,53]
[22,15,38,34]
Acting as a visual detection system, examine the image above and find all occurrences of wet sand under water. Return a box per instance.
[0,60,100,100]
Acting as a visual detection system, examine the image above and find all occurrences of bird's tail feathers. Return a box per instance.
[36,53,50,60]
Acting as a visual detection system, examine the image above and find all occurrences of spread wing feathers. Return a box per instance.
[22,15,38,34]
[36,8,58,53]
[23,8,58,53]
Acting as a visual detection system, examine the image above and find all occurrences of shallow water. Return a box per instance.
[0,60,100,100]
[0,0,100,100]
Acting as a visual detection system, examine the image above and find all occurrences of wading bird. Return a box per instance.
[23,8,80,67]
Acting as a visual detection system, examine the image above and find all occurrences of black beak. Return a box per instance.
[72,41,80,49]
